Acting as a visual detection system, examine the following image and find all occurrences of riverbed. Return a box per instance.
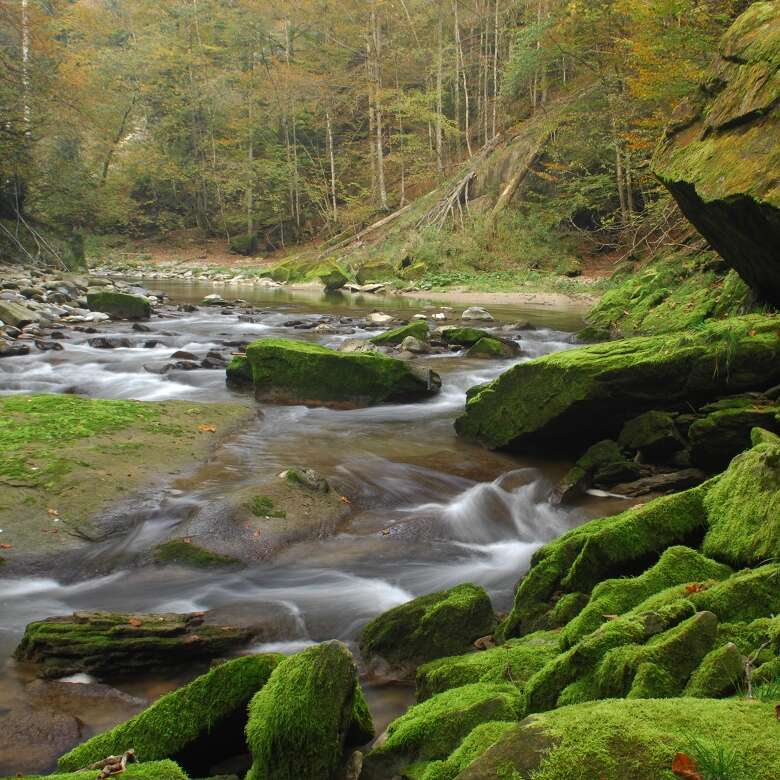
[0,282,628,774]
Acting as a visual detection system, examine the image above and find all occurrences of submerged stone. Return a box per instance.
[86,291,151,320]
[227,338,441,407]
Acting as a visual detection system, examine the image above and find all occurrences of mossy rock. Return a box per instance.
[87,291,151,320]
[684,641,744,698]
[466,337,520,359]
[227,338,442,408]
[356,260,399,285]
[315,261,351,291]
[360,584,497,679]
[360,683,523,780]
[500,485,709,639]
[455,315,780,453]
[552,439,638,503]
[653,2,780,306]
[456,698,780,780]
[416,631,559,701]
[153,539,241,568]
[689,398,780,471]
[702,435,780,566]
[437,327,493,347]
[618,410,685,459]
[18,761,190,780]
[58,654,281,773]
[245,641,373,780]
[16,611,263,679]
[399,261,428,281]
[370,320,429,346]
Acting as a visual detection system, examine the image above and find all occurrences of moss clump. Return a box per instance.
[460,698,780,780]
[416,631,559,701]
[500,485,708,639]
[360,684,522,780]
[245,641,373,780]
[466,337,518,359]
[418,721,515,780]
[438,327,493,347]
[249,495,287,519]
[355,260,400,284]
[371,320,429,345]
[684,641,745,697]
[153,539,241,568]
[230,338,441,407]
[455,315,780,453]
[360,584,497,678]
[58,655,281,772]
[702,437,780,566]
[20,760,189,780]
[560,546,731,649]
[87,291,151,320]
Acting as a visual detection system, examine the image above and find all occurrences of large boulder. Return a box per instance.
[455,316,780,453]
[245,641,373,780]
[370,320,429,346]
[0,299,41,327]
[87,291,151,320]
[15,610,268,678]
[58,654,281,774]
[360,584,498,679]
[227,338,441,407]
[653,2,780,305]
[457,699,780,780]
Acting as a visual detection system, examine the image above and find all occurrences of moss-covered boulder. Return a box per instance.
[227,338,441,407]
[356,260,399,285]
[653,2,780,306]
[552,439,639,503]
[416,631,559,701]
[466,337,520,359]
[701,434,780,566]
[684,641,744,698]
[689,397,780,471]
[360,584,497,679]
[315,261,351,291]
[370,320,429,346]
[19,761,190,780]
[58,654,281,773]
[360,683,523,780]
[87,291,151,320]
[457,698,780,780]
[618,410,685,459]
[456,316,780,453]
[245,641,373,780]
[15,611,264,679]
[437,327,493,347]
[153,539,241,568]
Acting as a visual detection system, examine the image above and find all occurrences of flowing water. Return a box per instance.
[0,282,628,773]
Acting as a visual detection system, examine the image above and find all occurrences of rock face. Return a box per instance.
[87,291,151,320]
[359,584,497,679]
[653,2,780,305]
[15,610,268,678]
[245,641,373,780]
[455,316,780,453]
[227,338,442,407]
[58,654,281,775]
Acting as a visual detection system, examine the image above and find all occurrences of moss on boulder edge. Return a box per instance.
[87,291,151,320]
[457,698,780,780]
[227,338,441,407]
[360,583,497,679]
[245,641,373,780]
[58,654,281,772]
[652,2,780,306]
[455,315,780,453]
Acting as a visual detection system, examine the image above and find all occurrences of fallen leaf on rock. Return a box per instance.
[128,618,142,627]
[602,614,619,621]
[685,582,705,595]
[0,543,12,549]
[339,495,351,504]
[672,752,702,780]
[47,508,59,516]
[197,423,217,433]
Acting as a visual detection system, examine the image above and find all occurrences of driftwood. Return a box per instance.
[84,749,136,778]
[318,202,415,258]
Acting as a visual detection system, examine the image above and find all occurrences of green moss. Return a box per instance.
[684,642,745,697]
[501,485,708,639]
[553,440,637,502]
[361,683,523,780]
[466,337,517,359]
[626,662,678,699]
[456,315,780,452]
[315,261,351,290]
[463,698,780,780]
[560,547,731,649]
[87,291,151,320]
[416,631,559,700]
[245,641,372,780]
[249,495,286,519]
[419,721,515,780]
[58,655,281,771]
[153,539,241,568]
[370,320,429,345]
[618,410,684,458]
[356,260,400,284]
[19,760,189,780]
[702,438,780,566]
[360,584,497,677]
[233,338,441,407]
[438,327,493,347]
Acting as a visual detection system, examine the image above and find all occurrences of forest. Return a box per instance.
[0,1,779,780]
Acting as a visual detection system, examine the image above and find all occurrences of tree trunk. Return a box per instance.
[371,7,388,210]
[326,109,338,222]
[435,0,444,176]
[492,0,500,139]
[100,97,135,186]
[21,0,31,133]
[453,0,473,157]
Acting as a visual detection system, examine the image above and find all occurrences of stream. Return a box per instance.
[0,282,629,774]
